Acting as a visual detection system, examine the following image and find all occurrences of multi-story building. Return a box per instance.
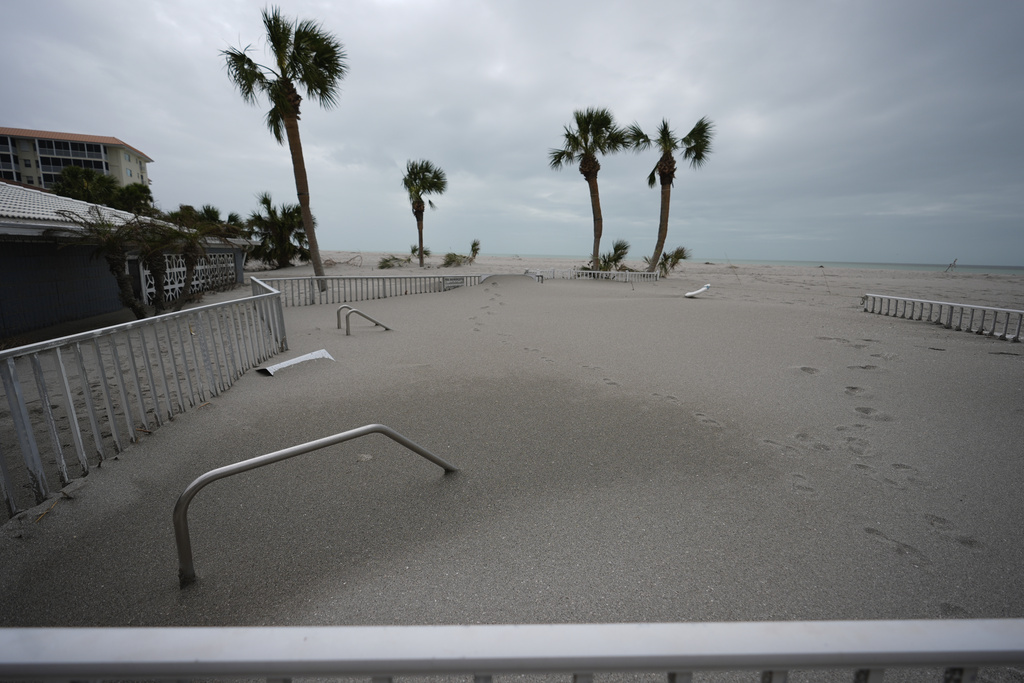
[0,126,152,189]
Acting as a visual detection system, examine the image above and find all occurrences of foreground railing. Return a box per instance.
[1,620,1021,680]
[864,294,1023,342]
[527,269,660,283]
[0,280,287,517]
[259,274,484,307]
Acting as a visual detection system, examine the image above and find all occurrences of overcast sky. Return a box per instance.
[4,0,1023,265]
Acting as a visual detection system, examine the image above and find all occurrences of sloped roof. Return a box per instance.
[0,180,152,238]
[0,126,153,162]
[0,180,251,249]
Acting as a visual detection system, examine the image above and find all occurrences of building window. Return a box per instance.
[23,159,31,168]
[126,168,133,177]
[125,152,131,162]
[25,177,34,184]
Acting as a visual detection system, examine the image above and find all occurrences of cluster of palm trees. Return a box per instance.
[550,107,714,273]
[220,8,715,277]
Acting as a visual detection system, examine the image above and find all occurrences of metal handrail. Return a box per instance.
[2,620,1022,679]
[173,424,458,587]
[336,305,392,335]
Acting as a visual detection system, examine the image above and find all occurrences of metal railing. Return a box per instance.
[336,305,392,335]
[0,280,287,518]
[259,274,484,307]
[1,620,1022,680]
[864,294,1023,342]
[526,269,659,282]
[173,423,457,586]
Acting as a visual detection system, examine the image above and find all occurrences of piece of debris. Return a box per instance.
[257,349,335,376]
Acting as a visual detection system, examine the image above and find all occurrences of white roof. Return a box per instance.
[0,180,139,226]
[0,180,166,239]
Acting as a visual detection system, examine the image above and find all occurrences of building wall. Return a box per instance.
[0,133,149,189]
[0,241,122,339]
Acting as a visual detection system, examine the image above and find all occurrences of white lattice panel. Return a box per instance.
[142,253,236,304]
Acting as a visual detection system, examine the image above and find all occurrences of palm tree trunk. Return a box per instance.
[282,112,327,286]
[586,174,603,269]
[174,252,198,312]
[415,211,425,267]
[648,181,673,272]
[144,252,168,312]
[107,253,148,320]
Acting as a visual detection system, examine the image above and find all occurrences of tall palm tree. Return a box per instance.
[247,191,310,269]
[402,160,448,267]
[549,107,630,269]
[628,117,714,272]
[222,6,348,281]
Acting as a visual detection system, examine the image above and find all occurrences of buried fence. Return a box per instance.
[526,268,660,283]
[0,281,287,518]
[864,294,1023,342]
[257,274,485,307]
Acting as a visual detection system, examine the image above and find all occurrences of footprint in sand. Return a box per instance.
[793,432,831,452]
[844,386,867,396]
[843,436,871,456]
[799,366,819,375]
[694,412,722,428]
[848,364,879,370]
[855,407,893,422]
[603,378,619,386]
[864,527,931,566]
[924,514,985,550]
[791,473,817,497]
[763,438,800,457]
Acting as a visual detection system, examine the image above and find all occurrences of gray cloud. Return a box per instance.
[3,0,1022,265]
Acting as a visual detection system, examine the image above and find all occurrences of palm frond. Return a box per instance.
[682,116,715,169]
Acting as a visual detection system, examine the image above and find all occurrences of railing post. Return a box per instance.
[1,358,49,504]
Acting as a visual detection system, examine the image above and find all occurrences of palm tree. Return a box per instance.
[402,160,448,267]
[137,222,179,312]
[549,108,630,269]
[222,6,348,281]
[628,117,714,272]
[247,191,310,269]
[50,166,119,207]
[164,205,234,310]
[644,245,691,277]
[599,239,631,271]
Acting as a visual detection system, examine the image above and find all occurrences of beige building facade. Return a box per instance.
[0,126,152,189]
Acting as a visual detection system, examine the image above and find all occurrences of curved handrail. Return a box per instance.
[335,305,392,335]
[173,423,457,587]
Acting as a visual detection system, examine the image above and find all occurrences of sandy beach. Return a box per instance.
[1,252,1022,631]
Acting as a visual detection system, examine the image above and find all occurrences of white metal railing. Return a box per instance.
[527,268,660,283]
[260,274,484,307]
[1,620,1021,680]
[864,294,1023,342]
[0,279,287,517]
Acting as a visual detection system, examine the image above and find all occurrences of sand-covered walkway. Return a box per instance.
[2,258,1022,627]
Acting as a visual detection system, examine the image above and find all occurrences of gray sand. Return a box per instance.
[1,264,1023,628]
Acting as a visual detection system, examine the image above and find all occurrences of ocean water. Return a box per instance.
[501,255,1024,275]
[701,258,1024,275]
